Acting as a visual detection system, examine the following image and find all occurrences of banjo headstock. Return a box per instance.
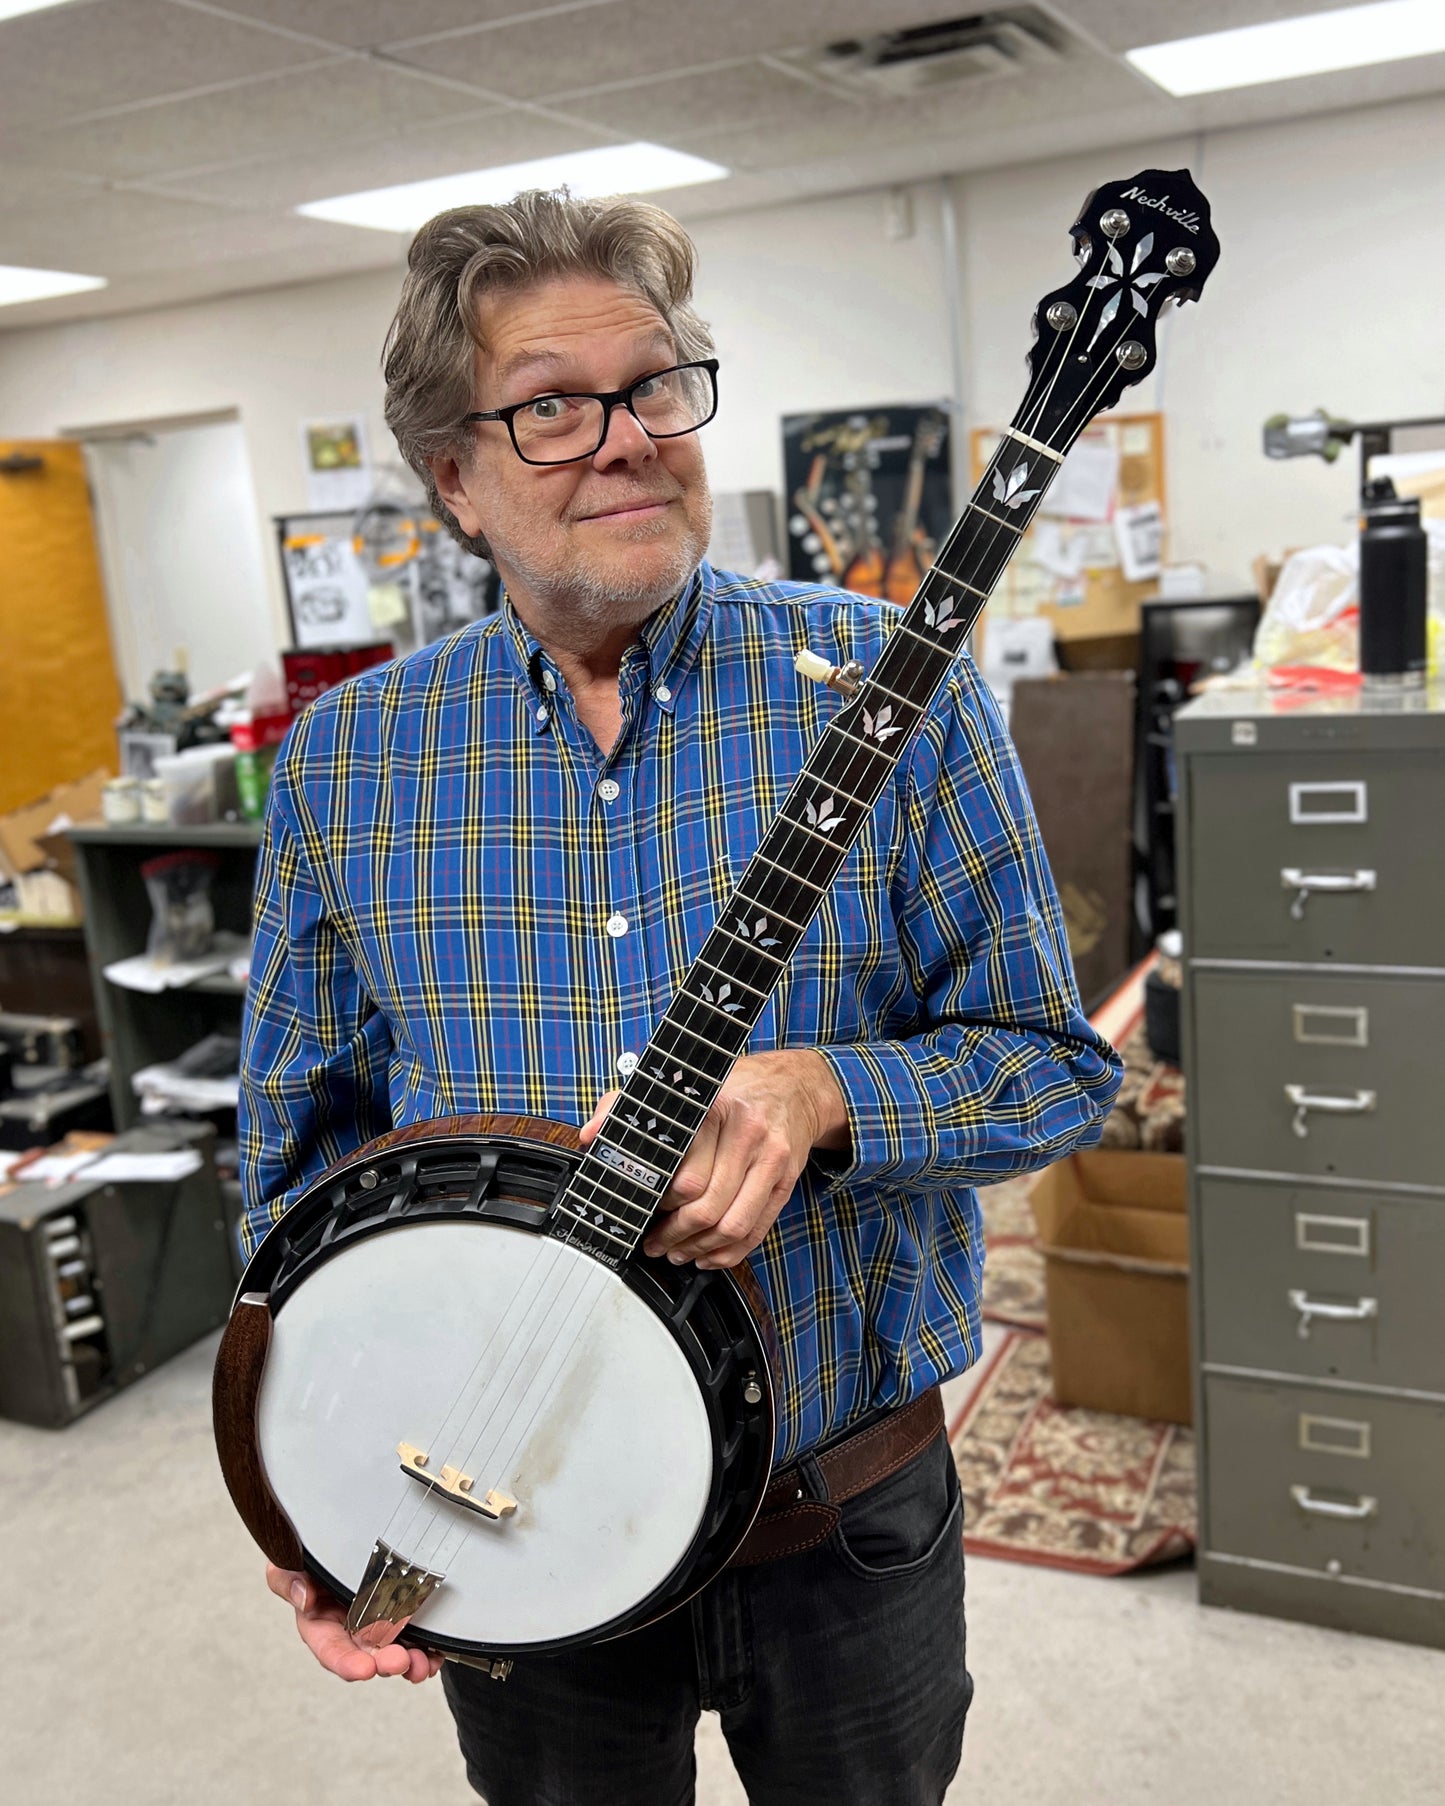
[1021,167,1220,455]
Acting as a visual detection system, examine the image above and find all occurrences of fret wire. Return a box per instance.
[828,723,896,763]
[854,675,921,717]
[966,501,1024,534]
[753,850,827,896]
[713,924,787,966]
[782,815,851,854]
[802,768,875,812]
[646,1039,725,1086]
[613,1087,699,1137]
[552,1200,633,1249]
[567,1165,656,1226]
[693,952,770,1000]
[596,1118,684,1164]
[895,622,953,658]
[927,564,987,599]
[684,989,753,1030]
[659,1014,745,1063]
[732,888,808,935]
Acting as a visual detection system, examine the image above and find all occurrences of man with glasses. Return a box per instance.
[240,187,1119,1805]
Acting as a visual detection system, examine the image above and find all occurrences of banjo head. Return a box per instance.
[221,1120,777,1657]
[258,1220,715,1648]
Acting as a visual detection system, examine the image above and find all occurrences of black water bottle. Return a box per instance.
[1358,477,1427,688]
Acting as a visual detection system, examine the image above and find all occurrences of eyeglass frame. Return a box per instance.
[460,357,720,466]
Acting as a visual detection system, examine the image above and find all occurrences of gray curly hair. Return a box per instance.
[382,187,715,558]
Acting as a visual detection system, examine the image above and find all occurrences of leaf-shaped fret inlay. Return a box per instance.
[862,703,904,743]
[735,914,780,947]
[991,459,1041,511]
[922,593,967,634]
[803,795,845,833]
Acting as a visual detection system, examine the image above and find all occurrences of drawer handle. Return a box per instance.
[1288,1289,1379,1339]
[1285,1085,1377,1139]
[1290,1485,1378,1521]
[1280,867,1377,921]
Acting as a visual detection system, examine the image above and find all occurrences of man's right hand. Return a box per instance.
[266,1563,443,1683]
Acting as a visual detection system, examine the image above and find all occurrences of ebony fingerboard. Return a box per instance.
[553,432,1059,1263]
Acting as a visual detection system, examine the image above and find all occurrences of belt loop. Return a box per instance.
[797,1452,829,1505]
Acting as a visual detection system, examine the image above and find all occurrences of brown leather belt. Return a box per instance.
[728,1387,945,1567]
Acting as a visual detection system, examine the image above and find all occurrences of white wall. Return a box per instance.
[957,93,1445,583]
[2,91,1444,633]
[86,418,274,694]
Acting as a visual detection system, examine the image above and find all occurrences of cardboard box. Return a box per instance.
[1029,1150,1191,1426]
[0,770,108,925]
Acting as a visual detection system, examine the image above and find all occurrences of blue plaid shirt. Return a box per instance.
[239,561,1120,1461]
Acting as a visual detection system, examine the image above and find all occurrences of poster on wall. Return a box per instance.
[782,404,952,599]
[301,415,372,512]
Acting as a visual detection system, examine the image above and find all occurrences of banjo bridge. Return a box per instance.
[398,1441,519,1521]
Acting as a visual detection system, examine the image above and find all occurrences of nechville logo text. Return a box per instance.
[1121,185,1201,234]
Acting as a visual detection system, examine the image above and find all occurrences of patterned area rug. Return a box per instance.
[950,1331,1197,1575]
[978,1174,1047,1331]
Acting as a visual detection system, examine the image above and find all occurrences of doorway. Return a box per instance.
[81,413,275,699]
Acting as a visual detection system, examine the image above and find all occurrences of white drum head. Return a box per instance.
[257,1221,715,1647]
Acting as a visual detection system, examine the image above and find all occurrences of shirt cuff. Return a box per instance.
[810,1041,940,1193]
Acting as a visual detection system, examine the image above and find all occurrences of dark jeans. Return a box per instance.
[442,1424,971,1805]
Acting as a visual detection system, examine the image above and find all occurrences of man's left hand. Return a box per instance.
[579,1049,849,1270]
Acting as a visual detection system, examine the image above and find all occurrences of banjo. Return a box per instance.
[214,166,1218,1672]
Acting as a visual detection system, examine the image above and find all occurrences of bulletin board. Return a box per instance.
[969,412,1166,646]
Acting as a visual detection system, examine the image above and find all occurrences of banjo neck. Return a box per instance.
[554,166,1219,1266]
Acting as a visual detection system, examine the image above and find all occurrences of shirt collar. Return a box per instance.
[497,561,716,728]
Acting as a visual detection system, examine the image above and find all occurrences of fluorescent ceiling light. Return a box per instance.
[0,264,107,308]
[1127,0,1445,97]
[0,1,76,20]
[298,141,729,234]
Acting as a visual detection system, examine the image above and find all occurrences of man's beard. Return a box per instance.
[495,488,713,638]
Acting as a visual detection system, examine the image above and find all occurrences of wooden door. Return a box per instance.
[0,440,123,812]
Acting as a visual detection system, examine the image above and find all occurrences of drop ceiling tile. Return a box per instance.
[669,46,1150,173]
[0,188,230,271]
[387,0,981,99]
[195,0,598,53]
[0,164,103,219]
[0,0,315,131]
[552,58,842,138]
[142,111,611,210]
[6,60,480,184]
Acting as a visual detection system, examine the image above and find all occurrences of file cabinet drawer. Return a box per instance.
[1186,751,1444,966]
[1198,1177,1445,1394]
[1205,1375,1445,1593]
[1191,970,1445,1186]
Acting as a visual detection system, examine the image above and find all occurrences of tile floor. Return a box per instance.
[4,1331,1438,1803]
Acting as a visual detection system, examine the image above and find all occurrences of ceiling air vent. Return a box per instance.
[790,10,1064,97]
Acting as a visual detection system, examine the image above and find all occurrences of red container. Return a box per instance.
[282,643,394,715]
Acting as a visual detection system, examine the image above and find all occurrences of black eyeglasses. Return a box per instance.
[462,358,719,466]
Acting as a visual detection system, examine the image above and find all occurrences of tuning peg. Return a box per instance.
[796,651,864,697]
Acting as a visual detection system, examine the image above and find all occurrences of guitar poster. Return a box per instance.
[782,404,952,601]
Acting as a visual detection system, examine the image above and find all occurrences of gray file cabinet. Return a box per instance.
[1175,685,1445,1650]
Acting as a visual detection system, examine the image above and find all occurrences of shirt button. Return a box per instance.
[536,705,550,726]
[541,670,557,692]
[616,1051,639,1077]
[654,683,672,703]
[605,912,629,939]
[598,779,620,803]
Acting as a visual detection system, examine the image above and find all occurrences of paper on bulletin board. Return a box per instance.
[282,531,374,647]
[970,413,1166,647]
[1037,436,1117,522]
